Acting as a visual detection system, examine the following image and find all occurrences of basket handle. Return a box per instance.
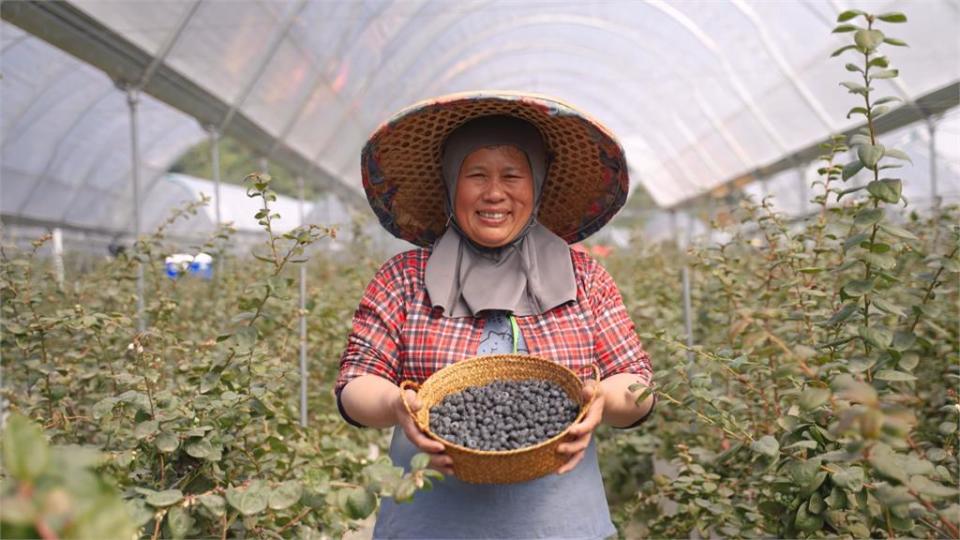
[399,380,425,430]
[580,364,602,419]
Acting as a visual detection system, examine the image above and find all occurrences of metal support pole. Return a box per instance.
[682,213,695,365]
[52,227,64,289]
[928,118,940,210]
[797,166,809,217]
[670,210,695,364]
[126,88,146,332]
[297,175,308,428]
[208,127,222,227]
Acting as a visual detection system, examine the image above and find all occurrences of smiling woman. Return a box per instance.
[336,92,655,539]
[453,145,534,248]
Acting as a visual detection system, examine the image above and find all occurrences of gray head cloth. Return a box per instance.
[424,115,577,318]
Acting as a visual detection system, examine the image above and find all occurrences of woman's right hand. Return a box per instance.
[394,387,454,475]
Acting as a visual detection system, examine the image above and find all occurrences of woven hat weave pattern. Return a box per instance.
[361,92,628,247]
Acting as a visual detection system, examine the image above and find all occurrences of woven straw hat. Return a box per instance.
[361,91,629,247]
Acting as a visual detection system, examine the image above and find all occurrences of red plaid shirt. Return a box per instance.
[336,248,653,396]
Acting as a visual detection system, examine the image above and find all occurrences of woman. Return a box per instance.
[336,92,655,539]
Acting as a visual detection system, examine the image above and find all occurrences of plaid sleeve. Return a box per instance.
[334,253,409,397]
[584,256,653,383]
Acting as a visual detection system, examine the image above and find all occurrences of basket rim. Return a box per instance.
[410,354,597,456]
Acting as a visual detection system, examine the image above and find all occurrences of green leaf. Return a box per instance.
[862,252,896,270]
[883,148,911,162]
[831,44,858,57]
[857,144,884,169]
[341,487,376,520]
[867,179,901,203]
[2,414,50,482]
[859,326,893,349]
[854,208,884,226]
[874,370,917,382]
[869,445,908,484]
[185,439,213,459]
[411,453,431,471]
[146,489,184,508]
[842,160,864,180]
[832,24,858,33]
[873,96,901,105]
[156,432,179,453]
[878,223,918,240]
[134,420,159,440]
[832,374,878,406]
[831,466,865,492]
[840,81,869,96]
[234,326,258,353]
[844,63,863,73]
[842,279,873,297]
[785,440,819,450]
[877,12,907,23]
[898,352,919,371]
[759,500,786,516]
[165,506,194,540]
[788,460,827,496]
[226,481,269,516]
[871,297,905,318]
[394,478,417,503]
[837,9,864,22]
[868,56,890,68]
[854,29,885,51]
[871,69,899,80]
[268,481,303,510]
[796,501,824,533]
[808,492,825,514]
[198,494,226,517]
[750,435,779,458]
[827,302,858,325]
[799,387,831,411]
[883,37,908,47]
[909,475,957,498]
[846,106,868,119]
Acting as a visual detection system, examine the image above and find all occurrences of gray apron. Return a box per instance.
[373,312,616,539]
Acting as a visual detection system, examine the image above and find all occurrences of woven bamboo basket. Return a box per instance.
[400,354,600,484]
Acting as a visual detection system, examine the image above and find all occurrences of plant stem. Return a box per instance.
[909,246,958,332]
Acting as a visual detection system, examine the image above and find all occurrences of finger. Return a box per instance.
[567,401,603,438]
[434,464,455,476]
[556,432,592,456]
[396,410,445,453]
[402,389,421,411]
[401,421,446,453]
[582,381,598,400]
[556,450,585,475]
[430,454,453,471]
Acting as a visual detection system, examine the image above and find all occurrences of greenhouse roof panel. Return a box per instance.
[2,0,958,238]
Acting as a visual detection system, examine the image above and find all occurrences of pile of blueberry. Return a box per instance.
[428,379,581,451]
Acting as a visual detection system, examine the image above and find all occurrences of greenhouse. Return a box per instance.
[1,0,958,538]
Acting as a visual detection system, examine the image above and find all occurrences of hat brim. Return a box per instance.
[361,91,628,247]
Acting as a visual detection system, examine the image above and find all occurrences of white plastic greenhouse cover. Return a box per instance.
[1,0,958,237]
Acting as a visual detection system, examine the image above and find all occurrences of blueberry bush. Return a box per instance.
[1,8,957,540]
[1,175,438,539]
[601,10,960,539]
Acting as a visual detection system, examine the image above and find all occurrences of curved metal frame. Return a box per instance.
[730,0,835,131]
[15,86,118,215]
[304,1,495,167]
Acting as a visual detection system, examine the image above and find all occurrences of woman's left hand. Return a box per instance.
[555,380,605,475]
